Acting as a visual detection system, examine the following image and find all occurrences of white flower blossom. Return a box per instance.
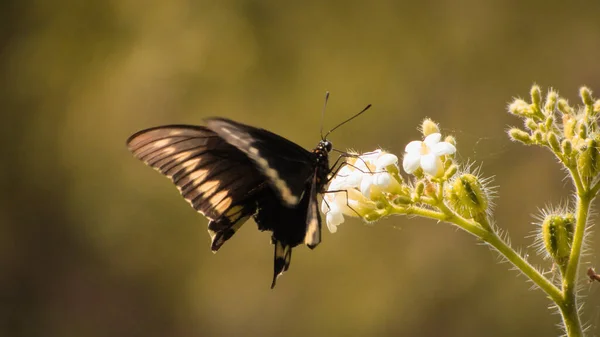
[322,150,399,233]
[402,133,456,177]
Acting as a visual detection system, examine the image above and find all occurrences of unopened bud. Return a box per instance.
[578,123,588,140]
[422,119,440,137]
[544,116,554,131]
[508,99,531,117]
[541,214,575,268]
[578,138,600,181]
[580,87,594,106]
[548,132,561,153]
[562,139,573,156]
[563,115,577,139]
[451,174,488,217]
[544,90,558,115]
[508,128,532,144]
[530,85,542,108]
[444,164,458,180]
[525,118,538,131]
[557,99,573,116]
[533,130,544,143]
[415,181,425,198]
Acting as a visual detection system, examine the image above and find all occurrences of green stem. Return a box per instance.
[558,193,591,337]
[399,202,563,304]
[482,230,563,304]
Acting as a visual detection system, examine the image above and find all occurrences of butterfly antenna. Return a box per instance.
[320,91,330,140]
[323,104,372,139]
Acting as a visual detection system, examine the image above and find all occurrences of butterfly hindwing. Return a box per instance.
[127,117,335,287]
[126,125,266,250]
[205,117,315,206]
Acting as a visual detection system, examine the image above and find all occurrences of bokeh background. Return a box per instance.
[2,0,600,336]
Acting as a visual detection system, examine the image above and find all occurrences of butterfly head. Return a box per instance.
[321,139,333,153]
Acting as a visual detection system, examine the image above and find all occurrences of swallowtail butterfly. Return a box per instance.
[126,97,370,287]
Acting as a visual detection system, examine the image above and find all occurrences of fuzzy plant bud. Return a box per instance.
[541,214,575,268]
[562,115,577,139]
[580,87,594,106]
[547,132,561,153]
[422,119,440,137]
[447,174,489,218]
[508,128,532,144]
[533,130,544,143]
[530,85,542,108]
[508,99,531,117]
[444,164,458,180]
[415,180,425,196]
[544,90,558,116]
[557,99,573,116]
[578,123,588,140]
[544,116,554,131]
[594,100,600,114]
[525,118,538,131]
[562,139,573,156]
[577,138,600,181]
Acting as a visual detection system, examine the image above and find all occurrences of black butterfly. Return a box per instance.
[126,101,370,287]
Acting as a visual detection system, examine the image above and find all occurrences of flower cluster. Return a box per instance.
[508,86,600,184]
[321,150,401,233]
[322,119,468,232]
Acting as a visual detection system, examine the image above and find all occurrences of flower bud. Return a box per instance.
[547,132,561,153]
[562,139,573,156]
[525,118,538,131]
[508,128,532,145]
[577,138,600,181]
[444,135,457,147]
[557,99,573,116]
[530,85,542,108]
[541,214,575,268]
[508,99,531,117]
[544,116,554,131]
[580,87,594,106]
[449,174,488,217]
[533,130,544,143]
[578,123,588,140]
[444,164,458,180]
[422,119,440,137]
[544,90,558,116]
[415,181,425,198]
[562,115,576,139]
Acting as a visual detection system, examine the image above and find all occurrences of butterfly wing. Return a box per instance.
[126,125,267,251]
[253,184,313,288]
[205,118,315,207]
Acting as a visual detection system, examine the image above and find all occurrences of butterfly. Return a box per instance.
[126,97,370,287]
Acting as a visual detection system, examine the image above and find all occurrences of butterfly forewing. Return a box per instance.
[126,125,266,250]
[205,118,315,207]
[127,117,336,288]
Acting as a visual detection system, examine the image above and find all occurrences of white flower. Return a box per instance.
[402,133,456,177]
[322,150,399,233]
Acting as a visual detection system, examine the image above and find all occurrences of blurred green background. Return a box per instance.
[2,0,600,336]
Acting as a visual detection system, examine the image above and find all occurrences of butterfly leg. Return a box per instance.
[322,189,362,218]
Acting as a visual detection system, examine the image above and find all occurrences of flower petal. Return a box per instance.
[326,210,344,233]
[360,175,373,197]
[420,153,440,176]
[375,153,398,169]
[404,140,423,154]
[431,141,456,156]
[423,133,441,148]
[373,172,391,186]
[402,152,421,173]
